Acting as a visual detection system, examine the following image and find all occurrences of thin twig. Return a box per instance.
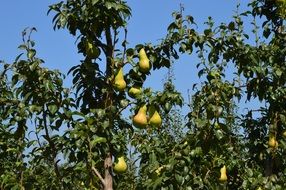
[34,118,42,148]
[122,28,128,66]
[115,102,133,117]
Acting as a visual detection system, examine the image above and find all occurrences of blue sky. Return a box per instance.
[0,0,250,112]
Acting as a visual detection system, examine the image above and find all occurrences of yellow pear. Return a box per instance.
[113,156,127,173]
[219,165,227,182]
[268,136,278,148]
[149,106,162,127]
[128,86,142,98]
[155,166,164,176]
[133,105,148,128]
[139,48,151,73]
[283,131,286,138]
[114,67,126,91]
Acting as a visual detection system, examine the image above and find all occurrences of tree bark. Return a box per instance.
[103,26,114,190]
[104,153,113,190]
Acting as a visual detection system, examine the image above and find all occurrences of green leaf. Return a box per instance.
[48,104,58,115]
[27,49,36,59]
[275,68,282,77]
[91,137,107,147]
[175,174,184,184]
[92,0,99,5]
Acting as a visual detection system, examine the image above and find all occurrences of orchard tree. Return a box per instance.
[0,0,286,190]
[135,0,286,189]
[47,0,182,189]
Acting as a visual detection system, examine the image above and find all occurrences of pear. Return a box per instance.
[133,105,148,128]
[128,86,142,98]
[214,121,220,129]
[283,131,286,138]
[85,41,99,58]
[268,136,278,148]
[138,48,151,73]
[219,165,227,182]
[113,156,127,173]
[214,106,223,117]
[149,106,162,127]
[114,67,126,91]
[155,166,164,176]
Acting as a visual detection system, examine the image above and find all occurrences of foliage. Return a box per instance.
[0,0,286,189]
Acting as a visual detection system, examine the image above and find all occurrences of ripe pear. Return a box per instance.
[219,165,227,182]
[113,156,127,173]
[268,136,278,148]
[114,67,126,91]
[155,166,164,176]
[149,106,162,127]
[128,86,142,98]
[283,131,286,138]
[138,48,151,73]
[133,105,148,128]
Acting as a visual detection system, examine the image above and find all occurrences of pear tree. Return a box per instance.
[0,0,286,189]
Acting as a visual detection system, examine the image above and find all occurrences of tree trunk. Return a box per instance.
[104,153,113,190]
[265,155,273,176]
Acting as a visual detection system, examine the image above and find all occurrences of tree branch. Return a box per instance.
[105,26,114,78]
[122,28,128,66]
[92,167,106,186]
[42,106,63,187]
[94,38,108,55]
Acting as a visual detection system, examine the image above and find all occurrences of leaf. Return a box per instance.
[228,22,235,30]
[55,119,63,129]
[12,74,19,86]
[275,68,282,77]
[204,29,212,36]
[18,44,27,50]
[175,174,184,184]
[167,22,178,31]
[198,69,205,78]
[48,104,58,115]
[92,0,99,5]
[28,49,36,59]
[91,137,107,147]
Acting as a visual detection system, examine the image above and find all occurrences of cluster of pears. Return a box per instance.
[132,104,162,128]
[113,156,127,173]
[219,165,227,182]
[113,48,150,92]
